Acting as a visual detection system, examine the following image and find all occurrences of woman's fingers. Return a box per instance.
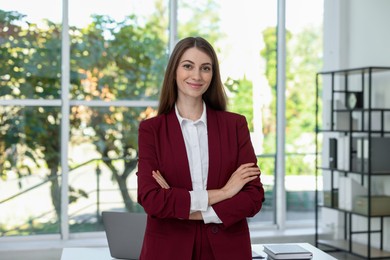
[233,163,255,174]
[152,170,170,189]
[222,163,260,197]
[153,173,168,188]
[235,165,260,179]
[233,163,259,177]
[242,167,261,178]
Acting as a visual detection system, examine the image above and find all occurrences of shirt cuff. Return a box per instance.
[189,190,208,211]
[201,206,223,224]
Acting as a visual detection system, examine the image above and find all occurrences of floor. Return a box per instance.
[0,235,108,260]
[328,252,366,260]
[1,249,63,260]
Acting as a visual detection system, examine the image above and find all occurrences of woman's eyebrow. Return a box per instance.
[179,60,212,66]
[180,59,194,64]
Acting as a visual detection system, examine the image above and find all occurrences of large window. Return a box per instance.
[0,0,323,238]
[284,0,323,223]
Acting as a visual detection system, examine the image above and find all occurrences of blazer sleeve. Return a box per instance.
[212,115,265,227]
[136,118,191,219]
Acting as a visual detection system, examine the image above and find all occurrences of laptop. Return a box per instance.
[102,211,147,260]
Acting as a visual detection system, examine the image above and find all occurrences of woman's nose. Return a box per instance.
[191,69,201,80]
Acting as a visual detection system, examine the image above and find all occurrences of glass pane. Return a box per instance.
[0,0,62,100]
[68,0,168,101]
[0,106,61,236]
[69,105,153,233]
[250,155,276,223]
[285,0,324,222]
[177,0,278,224]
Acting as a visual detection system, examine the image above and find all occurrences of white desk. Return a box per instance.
[61,243,336,260]
[61,247,112,259]
[252,243,336,259]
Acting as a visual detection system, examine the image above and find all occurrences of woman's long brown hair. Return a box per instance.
[157,37,227,115]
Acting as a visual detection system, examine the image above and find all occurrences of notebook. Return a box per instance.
[102,211,147,260]
[263,244,313,259]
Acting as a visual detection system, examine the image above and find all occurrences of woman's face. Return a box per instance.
[175,47,213,102]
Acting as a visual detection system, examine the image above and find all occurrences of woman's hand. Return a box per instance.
[208,162,260,205]
[152,170,170,189]
[221,162,260,198]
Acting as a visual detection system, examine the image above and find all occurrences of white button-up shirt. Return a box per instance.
[175,103,222,224]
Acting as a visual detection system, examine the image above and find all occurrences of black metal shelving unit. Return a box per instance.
[315,67,390,259]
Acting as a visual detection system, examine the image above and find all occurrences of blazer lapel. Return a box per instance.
[166,110,193,189]
[206,108,222,189]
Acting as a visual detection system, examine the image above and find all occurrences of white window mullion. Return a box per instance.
[69,100,158,107]
[276,0,286,230]
[169,0,178,54]
[60,0,70,240]
[0,100,61,106]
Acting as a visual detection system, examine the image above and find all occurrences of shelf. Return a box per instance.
[318,66,390,75]
[317,129,390,134]
[333,108,390,112]
[318,239,390,259]
[317,167,390,176]
[318,205,390,217]
[315,66,390,259]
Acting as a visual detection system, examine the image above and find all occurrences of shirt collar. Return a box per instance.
[175,101,207,126]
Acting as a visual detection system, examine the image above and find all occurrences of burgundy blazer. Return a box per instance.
[137,106,264,260]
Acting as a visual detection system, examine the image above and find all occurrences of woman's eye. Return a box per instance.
[202,66,212,72]
[183,64,192,69]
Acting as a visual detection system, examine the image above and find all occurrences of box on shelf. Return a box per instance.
[351,137,390,173]
[338,176,367,211]
[328,138,337,169]
[337,136,349,171]
[333,112,358,131]
[353,195,390,216]
[323,190,338,208]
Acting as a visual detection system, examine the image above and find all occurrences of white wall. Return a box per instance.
[323,0,390,70]
[348,1,390,67]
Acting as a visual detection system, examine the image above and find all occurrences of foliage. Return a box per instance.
[225,76,254,131]
[0,1,169,217]
[260,27,292,155]
[68,3,170,211]
[178,0,222,45]
[260,26,322,176]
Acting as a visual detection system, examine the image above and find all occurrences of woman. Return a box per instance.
[137,36,264,260]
